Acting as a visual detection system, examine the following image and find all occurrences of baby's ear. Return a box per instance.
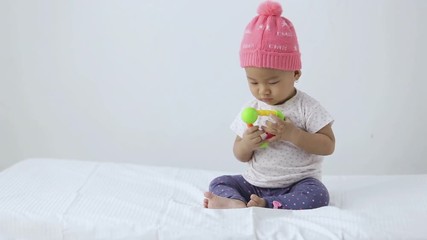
[294,70,302,80]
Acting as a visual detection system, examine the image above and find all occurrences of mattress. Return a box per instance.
[0,158,426,240]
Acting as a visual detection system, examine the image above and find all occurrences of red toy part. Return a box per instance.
[265,133,274,140]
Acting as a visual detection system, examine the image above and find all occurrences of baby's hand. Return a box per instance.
[263,115,300,143]
[241,126,267,151]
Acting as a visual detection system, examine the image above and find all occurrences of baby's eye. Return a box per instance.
[250,82,258,85]
[269,81,279,85]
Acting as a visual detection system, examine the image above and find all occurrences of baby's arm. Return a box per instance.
[233,126,266,162]
[292,123,335,155]
[264,115,335,156]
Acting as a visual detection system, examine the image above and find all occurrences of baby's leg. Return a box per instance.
[204,175,254,209]
[264,178,329,210]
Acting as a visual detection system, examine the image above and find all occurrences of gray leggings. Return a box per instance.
[209,175,329,210]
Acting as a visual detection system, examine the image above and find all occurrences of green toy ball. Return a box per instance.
[241,107,258,124]
[260,142,269,148]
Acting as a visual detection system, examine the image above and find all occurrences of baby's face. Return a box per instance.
[245,67,301,105]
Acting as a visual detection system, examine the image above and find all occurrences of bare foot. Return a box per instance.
[203,197,209,208]
[247,194,267,208]
[203,192,247,209]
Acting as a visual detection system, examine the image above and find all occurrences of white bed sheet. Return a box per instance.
[0,158,426,240]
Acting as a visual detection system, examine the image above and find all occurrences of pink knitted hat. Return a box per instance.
[240,0,301,71]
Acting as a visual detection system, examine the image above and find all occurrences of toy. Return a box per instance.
[241,107,285,148]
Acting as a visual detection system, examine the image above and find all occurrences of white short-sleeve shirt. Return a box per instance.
[230,89,334,188]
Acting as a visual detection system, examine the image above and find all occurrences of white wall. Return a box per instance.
[1,0,426,175]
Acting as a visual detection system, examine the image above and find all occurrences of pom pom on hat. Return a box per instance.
[257,0,283,16]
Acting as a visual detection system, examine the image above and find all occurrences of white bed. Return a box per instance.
[0,158,426,240]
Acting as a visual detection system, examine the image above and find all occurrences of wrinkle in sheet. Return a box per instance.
[61,163,101,217]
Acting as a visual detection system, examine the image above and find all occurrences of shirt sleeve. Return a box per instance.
[230,109,247,138]
[305,103,334,134]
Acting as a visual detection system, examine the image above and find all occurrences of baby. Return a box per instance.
[204,1,335,210]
